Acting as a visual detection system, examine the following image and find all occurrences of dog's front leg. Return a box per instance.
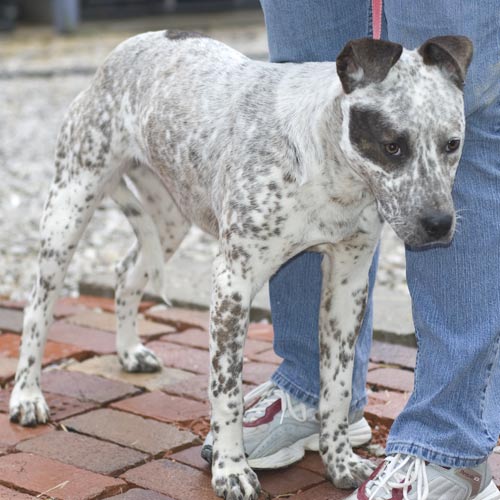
[318,232,380,489]
[209,253,260,500]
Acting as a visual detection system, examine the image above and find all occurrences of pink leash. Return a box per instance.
[372,0,383,40]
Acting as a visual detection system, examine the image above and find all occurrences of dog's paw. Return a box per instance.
[9,386,50,427]
[119,344,162,373]
[212,464,261,500]
[326,454,375,489]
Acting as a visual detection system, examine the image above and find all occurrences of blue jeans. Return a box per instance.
[262,0,500,467]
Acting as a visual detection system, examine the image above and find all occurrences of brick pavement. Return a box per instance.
[0,296,498,499]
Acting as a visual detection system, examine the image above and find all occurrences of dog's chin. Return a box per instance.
[389,223,455,248]
[403,231,455,249]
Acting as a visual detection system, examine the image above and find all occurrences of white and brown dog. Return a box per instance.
[10,31,472,500]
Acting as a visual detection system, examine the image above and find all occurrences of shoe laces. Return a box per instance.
[244,381,314,424]
[367,454,429,500]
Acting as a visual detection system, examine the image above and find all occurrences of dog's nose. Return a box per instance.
[420,212,453,239]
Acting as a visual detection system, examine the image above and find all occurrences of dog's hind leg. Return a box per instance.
[112,167,190,372]
[9,116,119,426]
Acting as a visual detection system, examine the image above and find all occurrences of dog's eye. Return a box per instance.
[446,139,461,153]
[384,143,401,156]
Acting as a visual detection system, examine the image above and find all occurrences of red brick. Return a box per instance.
[43,392,98,421]
[163,373,209,402]
[247,322,274,342]
[61,295,117,313]
[365,390,409,425]
[0,333,89,364]
[0,307,24,333]
[62,408,198,454]
[138,301,159,313]
[294,481,352,499]
[0,300,25,310]
[242,361,277,385]
[297,451,326,475]
[0,452,125,499]
[147,341,210,374]
[168,444,210,472]
[48,321,116,354]
[160,328,209,349]
[17,430,147,475]
[144,307,209,331]
[0,333,24,357]
[0,355,18,384]
[181,416,211,440]
[108,489,175,500]
[0,389,9,412]
[66,311,174,337]
[53,300,89,319]
[258,464,324,496]
[67,353,194,390]
[367,367,414,393]
[163,375,254,403]
[0,413,52,451]
[367,388,402,404]
[152,336,275,370]
[111,391,208,424]
[244,338,274,356]
[370,341,416,369]
[56,295,157,314]
[121,459,214,500]
[42,369,140,403]
[0,484,35,499]
[247,348,283,365]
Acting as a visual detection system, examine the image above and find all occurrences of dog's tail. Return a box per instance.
[111,178,168,304]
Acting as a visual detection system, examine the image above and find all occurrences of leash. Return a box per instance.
[372,0,383,40]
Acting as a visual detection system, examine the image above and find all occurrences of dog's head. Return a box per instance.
[337,36,473,247]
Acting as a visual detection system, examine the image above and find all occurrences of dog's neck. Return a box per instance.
[275,63,373,207]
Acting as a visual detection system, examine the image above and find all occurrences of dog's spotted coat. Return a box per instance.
[10,30,472,500]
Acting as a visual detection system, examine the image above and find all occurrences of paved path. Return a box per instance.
[2,297,497,499]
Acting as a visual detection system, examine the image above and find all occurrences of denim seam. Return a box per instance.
[272,369,368,418]
[271,370,319,407]
[386,440,488,468]
[350,395,368,413]
[367,0,374,39]
[479,330,500,444]
[411,310,421,401]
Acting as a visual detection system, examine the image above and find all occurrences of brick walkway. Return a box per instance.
[0,297,498,499]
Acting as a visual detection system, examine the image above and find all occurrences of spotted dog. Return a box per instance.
[10,31,472,500]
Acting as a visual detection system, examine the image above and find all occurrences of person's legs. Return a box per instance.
[382,0,500,467]
[261,0,372,63]
[261,0,377,420]
[270,250,379,419]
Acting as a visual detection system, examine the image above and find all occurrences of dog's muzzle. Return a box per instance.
[419,210,454,241]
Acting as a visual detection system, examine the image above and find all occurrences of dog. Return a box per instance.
[9,30,472,500]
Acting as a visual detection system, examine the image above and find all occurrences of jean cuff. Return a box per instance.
[386,440,490,468]
[271,370,319,408]
[271,369,368,423]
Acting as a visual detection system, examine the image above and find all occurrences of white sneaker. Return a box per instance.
[202,380,372,469]
[347,453,500,500]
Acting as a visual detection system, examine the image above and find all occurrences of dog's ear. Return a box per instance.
[418,36,473,90]
[336,38,403,94]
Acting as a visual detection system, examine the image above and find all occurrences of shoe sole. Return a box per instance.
[474,480,500,500]
[248,417,372,469]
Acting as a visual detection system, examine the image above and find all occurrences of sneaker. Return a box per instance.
[347,453,500,500]
[201,380,372,469]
